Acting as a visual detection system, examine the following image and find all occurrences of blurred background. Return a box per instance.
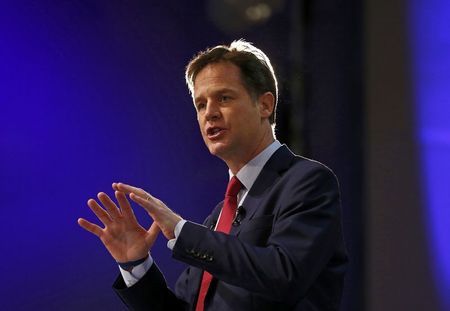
[0,0,449,310]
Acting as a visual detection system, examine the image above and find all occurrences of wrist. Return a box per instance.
[117,254,149,272]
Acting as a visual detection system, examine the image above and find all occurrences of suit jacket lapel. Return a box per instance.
[230,145,295,236]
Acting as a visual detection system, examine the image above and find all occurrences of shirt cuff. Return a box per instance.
[119,254,154,287]
[167,219,187,250]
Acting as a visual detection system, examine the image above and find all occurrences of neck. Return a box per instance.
[226,127,275,175]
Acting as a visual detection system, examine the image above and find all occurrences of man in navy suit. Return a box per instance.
[78,40,347,310]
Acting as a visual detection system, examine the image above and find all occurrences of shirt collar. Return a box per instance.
[229,140,282,192]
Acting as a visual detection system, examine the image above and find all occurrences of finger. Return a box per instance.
[129,192,158,217]
[78,218,103,237]
[145,222,161,247]
[87,199,113,225]
[97,192,122,219]
[115,191,138,222]
[112,182,120,191]
[113,182,149,198]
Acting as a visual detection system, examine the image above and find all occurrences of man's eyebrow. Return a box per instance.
[214,87,236,93]
[194,88,237,101]
[207,88,238,96]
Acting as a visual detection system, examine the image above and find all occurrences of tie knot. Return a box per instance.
[226,176,242,197]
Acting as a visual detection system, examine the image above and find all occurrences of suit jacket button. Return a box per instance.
[200,254,208,260]
[206,255,214,262]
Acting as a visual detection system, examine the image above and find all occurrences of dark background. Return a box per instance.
[1,1,449,310]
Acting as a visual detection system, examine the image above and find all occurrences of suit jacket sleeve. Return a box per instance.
[113,263,188,311]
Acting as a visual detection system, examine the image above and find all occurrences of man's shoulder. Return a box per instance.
[272,145,337,179]
[292,154,336,175]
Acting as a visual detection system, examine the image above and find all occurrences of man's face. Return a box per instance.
[193,62,270,166]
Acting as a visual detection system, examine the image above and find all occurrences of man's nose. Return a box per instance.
[205,102,221,121]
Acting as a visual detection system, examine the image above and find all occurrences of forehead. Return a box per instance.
[193,62,247,97]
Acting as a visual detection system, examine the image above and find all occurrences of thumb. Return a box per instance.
[145,222,161,247]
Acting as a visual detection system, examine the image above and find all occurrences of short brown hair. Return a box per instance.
[185,39,278,124]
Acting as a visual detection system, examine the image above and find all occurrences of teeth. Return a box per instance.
[209,128,221,135]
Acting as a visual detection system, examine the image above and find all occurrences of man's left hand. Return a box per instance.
[112,182,182,240]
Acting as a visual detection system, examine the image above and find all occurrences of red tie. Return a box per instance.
[195,176,242,311]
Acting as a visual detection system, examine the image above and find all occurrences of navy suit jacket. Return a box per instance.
[113,145,348,310]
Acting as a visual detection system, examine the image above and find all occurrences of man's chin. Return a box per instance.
[207,142,229,158]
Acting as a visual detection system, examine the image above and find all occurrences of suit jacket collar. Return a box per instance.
[230,145,296,235]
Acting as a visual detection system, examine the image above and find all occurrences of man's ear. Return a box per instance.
[258,92,275,119]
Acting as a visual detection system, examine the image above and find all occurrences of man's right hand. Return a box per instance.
[78,191,160,263]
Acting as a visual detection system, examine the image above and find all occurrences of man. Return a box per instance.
[78,40,348,310]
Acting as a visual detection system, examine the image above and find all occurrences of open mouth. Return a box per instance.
[207,127,225,139]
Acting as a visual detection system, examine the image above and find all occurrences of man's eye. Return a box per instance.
[220,96,230,102]
[196,103,206,111]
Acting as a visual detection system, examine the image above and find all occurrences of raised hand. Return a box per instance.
[112,182,183,241]
[78,191,160,263]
